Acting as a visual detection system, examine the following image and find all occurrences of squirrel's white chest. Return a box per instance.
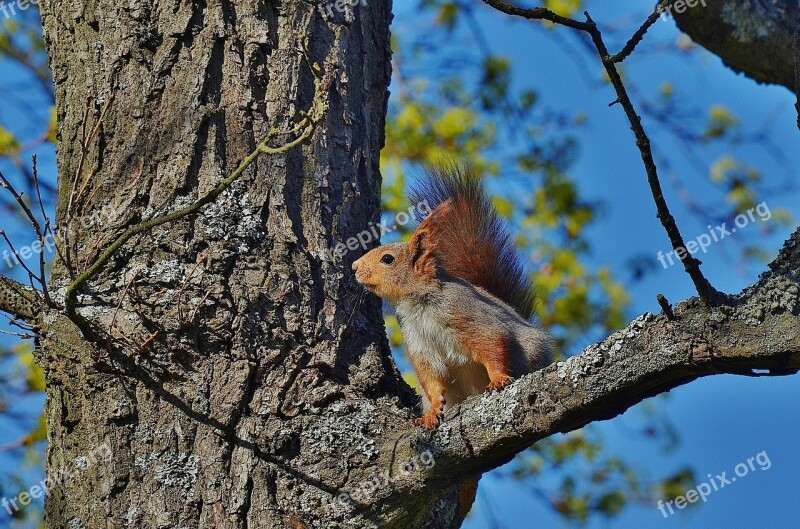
[395,300,467,375]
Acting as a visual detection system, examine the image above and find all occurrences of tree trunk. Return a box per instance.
[34,1,462,527]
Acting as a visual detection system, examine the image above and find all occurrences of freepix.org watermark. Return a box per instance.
[2,443,112,516]
[657,0,707,21]
[317,0,367,19]
[325,200,431,262]
[2,204,121,270]
[657,202,772,269]
[656,450,771,518]
[325,449,436,514]
[0,0,41,19]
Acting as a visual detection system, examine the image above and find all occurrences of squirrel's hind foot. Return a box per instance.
[411,414,442,430]
[411,400,445,430]
[486,374,513,392]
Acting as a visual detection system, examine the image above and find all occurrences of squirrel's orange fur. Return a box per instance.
[352,167,551,430]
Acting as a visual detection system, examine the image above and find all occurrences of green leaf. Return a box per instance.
[596,491,626,516]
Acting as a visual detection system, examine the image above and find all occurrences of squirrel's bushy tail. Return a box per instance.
[409,166,536,320]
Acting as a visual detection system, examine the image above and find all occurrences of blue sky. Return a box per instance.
[0,1,798,528]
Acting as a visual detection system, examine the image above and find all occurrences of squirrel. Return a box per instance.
[352,167,552,429]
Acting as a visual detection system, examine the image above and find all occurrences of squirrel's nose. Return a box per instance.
[351,258,361,272]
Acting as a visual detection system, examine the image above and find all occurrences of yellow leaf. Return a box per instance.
[544,0,582,18]
[396,104,426,132]
[709,155,736,183]
[492,196,513,218]
[431,107,474,139]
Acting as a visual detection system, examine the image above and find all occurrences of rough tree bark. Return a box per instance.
[32,0,429,527]
[0,1,795,529]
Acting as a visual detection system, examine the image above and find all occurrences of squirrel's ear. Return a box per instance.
[408,228,437,277]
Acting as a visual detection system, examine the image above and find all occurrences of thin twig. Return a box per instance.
[0,306,37,337]
[108,269,139,338]
[480,0,590,30]
[189,288,215,323]
[176,253,207,322]
[31,156,48,232]
[68,95,114,219]
[656,293,676,320]
[63,95,113,274]
[0,311,35,333]
[32,155,70,276]
[582,13,720,300]
[79,227,109,274]
[66,95,95,219]
[0,231,41,292]
[0,435,29,452]
[137,330,160,354]
[607,1,669,63]
[0,169,55,306]
[0,328,35,340]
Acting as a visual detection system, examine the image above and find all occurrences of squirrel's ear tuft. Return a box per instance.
[409,228,437,277]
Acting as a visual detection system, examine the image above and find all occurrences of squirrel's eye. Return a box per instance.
[380,254,395,265]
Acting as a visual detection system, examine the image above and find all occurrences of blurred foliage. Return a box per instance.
[544,0,583,18]
[510,430,694,522]
[1,7,53,529]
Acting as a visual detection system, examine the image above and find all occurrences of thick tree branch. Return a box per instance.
[0,275,39,322]
[670,0,800,128]
[671,0,798,91]
[331,227,799,529]
[375,227,800,525]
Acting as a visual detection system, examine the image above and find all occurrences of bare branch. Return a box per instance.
[670,0,799,92]
[0,167,55,307]
[583,13,722,301]
[480,0,590,30]
[479,1,721,301]
[608,1,669,63]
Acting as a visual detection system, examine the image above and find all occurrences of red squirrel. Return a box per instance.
[352,167,552,429]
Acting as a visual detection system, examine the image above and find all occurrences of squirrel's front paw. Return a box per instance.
[486,375,513,392]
